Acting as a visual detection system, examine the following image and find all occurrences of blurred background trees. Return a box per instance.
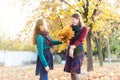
[0,0,120,71]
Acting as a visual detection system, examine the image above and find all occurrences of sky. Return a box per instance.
[0,0,40,38]
[0,0,116,38]
[108,0,116,4]
[0,0,25,37]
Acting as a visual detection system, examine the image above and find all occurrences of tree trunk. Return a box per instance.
[102,47,106,61]
[97,32,103,66]
[106,39,111,62]
[105,28,111,62]
[86,29,93,71]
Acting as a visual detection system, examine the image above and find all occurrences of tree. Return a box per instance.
[17,0,120,71]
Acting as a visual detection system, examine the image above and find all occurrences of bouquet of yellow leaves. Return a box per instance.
[57,26,74,43]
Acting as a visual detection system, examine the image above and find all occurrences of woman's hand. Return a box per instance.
[69,45,76,58]
[70,45,76,49]
[45,66,50,72]
[69,48,74,58]
[66,40,70,46]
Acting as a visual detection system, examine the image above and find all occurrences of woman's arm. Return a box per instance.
[69,27,88,58]
[73,27,88,47]
[36,35,48,67]
[51,39,62,45]
[47,35,62,45]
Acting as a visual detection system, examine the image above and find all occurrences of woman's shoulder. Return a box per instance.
[83,26,87,28]
[37,34,44,40]
[82,26,88,30]
[37,34,42,37]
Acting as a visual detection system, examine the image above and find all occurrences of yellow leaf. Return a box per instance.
[57,26,74,43]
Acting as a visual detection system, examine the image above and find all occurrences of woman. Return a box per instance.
[33,19,62,80]
[64,13,88,80]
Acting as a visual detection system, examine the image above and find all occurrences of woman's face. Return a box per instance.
[39,20,48,31]
[39,24,47,31]
[71,17,79,26]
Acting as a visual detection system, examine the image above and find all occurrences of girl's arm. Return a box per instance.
[36,35,48,67]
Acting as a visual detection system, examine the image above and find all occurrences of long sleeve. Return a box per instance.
[73,27,88,46]
[47,35,62,45]
[51,39,62,45]
[36,35,48,67]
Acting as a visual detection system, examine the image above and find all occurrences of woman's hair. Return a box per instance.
[32,19,45,45]
[71,13,85,28]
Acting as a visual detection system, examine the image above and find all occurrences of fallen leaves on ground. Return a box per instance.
[0,62,120,80]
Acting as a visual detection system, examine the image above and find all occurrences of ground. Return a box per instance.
[0,61,120,80]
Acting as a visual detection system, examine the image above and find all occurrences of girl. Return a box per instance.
[64,13,88,80]
[33,19,62,80]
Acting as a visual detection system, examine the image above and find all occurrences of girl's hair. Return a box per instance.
[71,13,85,28]
[32,19,46,45]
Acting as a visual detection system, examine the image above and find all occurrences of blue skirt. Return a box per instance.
[64,45,84,74]
[35,48,53,75]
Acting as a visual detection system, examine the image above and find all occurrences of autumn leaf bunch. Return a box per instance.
[58,26,74,43]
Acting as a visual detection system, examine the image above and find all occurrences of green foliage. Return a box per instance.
[0,34,35,51]
[110,28,120,54]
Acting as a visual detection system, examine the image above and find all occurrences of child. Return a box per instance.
[33,19,62,80]
[64,13,88,80]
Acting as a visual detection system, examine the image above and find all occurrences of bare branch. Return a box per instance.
[91,0,102,21]
[61,0,82,13]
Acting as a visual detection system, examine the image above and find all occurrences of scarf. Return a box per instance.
[39,30,53,47]
[71,25,82,43]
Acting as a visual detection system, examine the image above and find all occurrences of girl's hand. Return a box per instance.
[70,45,76,49]
[67,40,70,46]
[69,48,74,58]
[69,45,76,58]
[45,66,50,72]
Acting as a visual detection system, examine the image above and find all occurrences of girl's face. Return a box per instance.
[71,17,79,26]
[39,21,48,31]
[39,24,47,31]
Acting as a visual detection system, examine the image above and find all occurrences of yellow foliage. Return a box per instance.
[57,26,74,43]
[58,43,68,53]
[77,1,84,6]
[118,37,120,40]
[83,40,87,52]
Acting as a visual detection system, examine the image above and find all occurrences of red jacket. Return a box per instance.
[70,26,88,46]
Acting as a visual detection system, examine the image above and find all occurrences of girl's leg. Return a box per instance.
[74,73,79,80]
[40,72,48,80]
[71,73,74,80]
[71,72,80,80]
